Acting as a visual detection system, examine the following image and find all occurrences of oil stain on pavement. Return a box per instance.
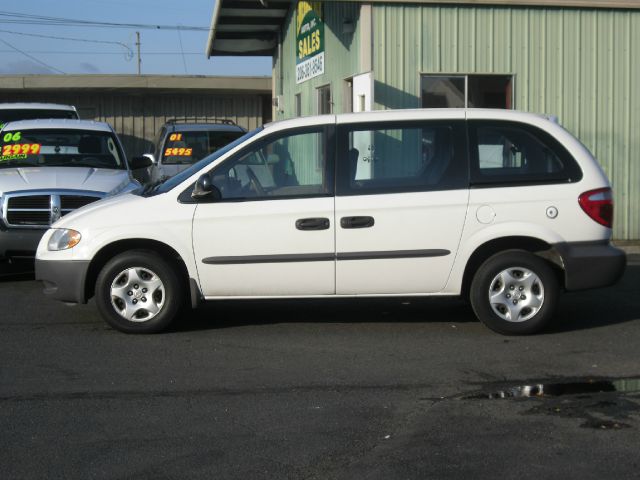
[462,376,640,430]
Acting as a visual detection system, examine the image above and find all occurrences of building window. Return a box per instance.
[294,93,302,117]
[421,75,513,109]
[317,85,332,114]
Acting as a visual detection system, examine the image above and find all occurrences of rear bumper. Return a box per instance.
[556,241,626,291]
[35,259,90,304]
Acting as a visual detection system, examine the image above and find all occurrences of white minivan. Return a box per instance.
[35,109,626,334]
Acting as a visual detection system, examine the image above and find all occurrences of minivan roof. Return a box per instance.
[263,108,560,132]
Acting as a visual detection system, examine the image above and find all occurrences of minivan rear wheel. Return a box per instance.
[470,250,559,335]
[95,250,183,333]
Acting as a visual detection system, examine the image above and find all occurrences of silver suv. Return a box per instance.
[145,119,246,182]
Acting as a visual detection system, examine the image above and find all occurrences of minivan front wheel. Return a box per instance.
[95,250,183,333]
[470,251,559,335]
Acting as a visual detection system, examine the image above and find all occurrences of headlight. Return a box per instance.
[48,229,82,251]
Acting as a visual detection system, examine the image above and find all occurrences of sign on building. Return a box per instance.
[296,1,324,84]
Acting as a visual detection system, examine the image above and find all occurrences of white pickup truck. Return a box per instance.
[0,118,147,262]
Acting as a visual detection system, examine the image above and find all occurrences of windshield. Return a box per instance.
[0,109,77,130]
[0,129,126,169]
[161,130,245,165]
[147,126,263,196]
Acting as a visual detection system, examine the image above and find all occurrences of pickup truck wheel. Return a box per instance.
[470,250,559,335]
[95,250,183,333]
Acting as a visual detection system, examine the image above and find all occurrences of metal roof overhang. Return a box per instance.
[205,0,640,58]
[206,0,292,57]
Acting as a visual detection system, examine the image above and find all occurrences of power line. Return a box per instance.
[0,10,210,31]
[0,50,204,55]
[177,26,188,75]
[0,28,133,58]
[0,37,65,73]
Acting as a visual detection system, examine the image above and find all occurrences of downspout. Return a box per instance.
[278,31,284,118]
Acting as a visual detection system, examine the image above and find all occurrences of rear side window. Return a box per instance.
[337,121,468,195]
[470,121,582,186]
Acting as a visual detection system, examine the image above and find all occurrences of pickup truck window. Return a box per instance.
[0,129,125,169]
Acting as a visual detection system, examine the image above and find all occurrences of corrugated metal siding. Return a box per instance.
[374,5,640,240]
[0,92,265,158]
[276,2,361,119]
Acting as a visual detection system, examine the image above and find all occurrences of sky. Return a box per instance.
[0,0,272,76]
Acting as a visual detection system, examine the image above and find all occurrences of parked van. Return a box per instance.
[35,109,625,335]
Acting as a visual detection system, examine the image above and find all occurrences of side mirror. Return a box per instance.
[130,156,153,170]
[192,173,222,201]
[143,153,157,164]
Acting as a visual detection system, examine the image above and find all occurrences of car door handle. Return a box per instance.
[296,217,330,231]
[340,216,375,229]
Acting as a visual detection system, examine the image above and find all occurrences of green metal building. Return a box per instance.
[207,0,640,240]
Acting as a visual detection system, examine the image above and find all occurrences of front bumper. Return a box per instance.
[35,259,90,304]
[556,241,626,291]
[0,227,45,260]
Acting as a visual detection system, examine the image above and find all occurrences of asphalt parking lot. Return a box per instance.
[1,258,639,479]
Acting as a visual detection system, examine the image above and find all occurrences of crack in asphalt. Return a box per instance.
[0,383,442,402]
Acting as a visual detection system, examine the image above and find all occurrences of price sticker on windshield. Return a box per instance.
[0,153,27,162]
[2,131,22,142]
[1,143,41,156]
[168,133,183,141]
[164,147,193,156]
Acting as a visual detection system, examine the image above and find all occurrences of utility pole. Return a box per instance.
[136,31,141,75]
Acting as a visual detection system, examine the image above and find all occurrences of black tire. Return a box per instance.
[469,250,559,335]
[95,250,183,333]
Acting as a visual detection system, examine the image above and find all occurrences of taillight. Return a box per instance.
[578,187,614,228]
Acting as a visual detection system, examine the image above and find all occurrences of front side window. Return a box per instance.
[150,128,262,196]
[470,121,582,185]
[338,122,467,195]
[0,129,125,169]
[210,129,330,200]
